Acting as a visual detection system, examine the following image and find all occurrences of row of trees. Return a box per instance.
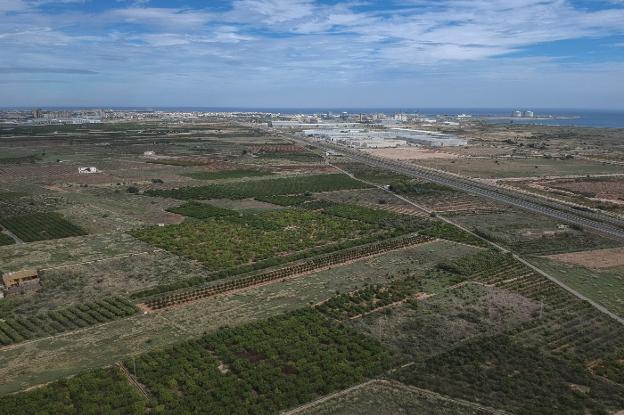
[144,173,370,200]
[0,297,136,346]
[145,234,430,309]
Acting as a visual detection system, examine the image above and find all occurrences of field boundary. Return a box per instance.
[140,234,435,311]
[280,378,512,415]
[333,161,624,326]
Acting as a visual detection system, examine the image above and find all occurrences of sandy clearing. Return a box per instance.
[363,147,460,160]
[545,246,624,269]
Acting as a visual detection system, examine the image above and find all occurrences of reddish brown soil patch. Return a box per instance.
[546,247,624,269]
[547,178,624,202]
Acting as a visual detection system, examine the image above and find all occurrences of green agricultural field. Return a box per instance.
[183,169,273,180]
[0,212,86,242]
[0,297,136,347]
[529,257,624,317]
[144,173,370,200]
[336,162,409,184]
[508,231,621,255]
[0,367,145,415]
[394,335,624,415]
[256,151,322,162]
[129,310,393,414]
[0,240,476,395]
[417,157,623,179]
[453,210,620,254]
[1,311,392,415]
[0,232,14,246]
[167,201,238,219]
[255,194,313,206]
[131,209,381,271]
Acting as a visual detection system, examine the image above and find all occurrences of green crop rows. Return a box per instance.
[131,231,417,301]
[0,297,136,346]
[144,173,370,200]
[0,232,14,246]
[256,151,322,162]
[167,201,238,219]
[388,180,456,195]
[0,212,86,242]
[183,169,272,180]
[437,249,512,276]
[395,335,624,415]
[128,310,392,414]
[0,367,145,415]
[142,234,431,309]
[254,194,313,206]
[304,200,427,231]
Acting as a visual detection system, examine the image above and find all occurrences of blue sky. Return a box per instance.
[1,0,623,108]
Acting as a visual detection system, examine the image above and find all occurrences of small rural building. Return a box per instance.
[2,270,41,295]
[78,166,98,174]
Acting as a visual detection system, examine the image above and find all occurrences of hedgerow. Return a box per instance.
[144,174,370,200]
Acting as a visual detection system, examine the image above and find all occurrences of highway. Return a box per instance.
[304,138,624,242]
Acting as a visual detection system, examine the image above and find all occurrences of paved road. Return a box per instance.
[332,162,624,326]
[305,139,624,242]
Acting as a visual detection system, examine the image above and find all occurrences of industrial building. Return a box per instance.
[304,127,466,148]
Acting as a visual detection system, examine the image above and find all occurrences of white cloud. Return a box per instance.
[1,0,624,107]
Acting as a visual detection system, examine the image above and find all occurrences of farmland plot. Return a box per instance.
[0,250,208,316]
[349,284,538,361]
[127,310,392,414]
[131,209,381,271]
[0,232,156,274]
[0,240,477,395]
[395,335,624,415]
[0,367,145,415]
[144,173,370,200]
[0,212,86,242]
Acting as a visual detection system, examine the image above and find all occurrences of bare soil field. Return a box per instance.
[350,283,538,360]
[363,147,459,160]
[415,157,622,179]
[548,177,624,203]
[442,145,518,157]
[409,192,508,214]
[61,190,184,229]
[546,247,624,269]
[0,232,155,273]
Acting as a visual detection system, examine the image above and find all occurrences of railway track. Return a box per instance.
[304,139,624,242]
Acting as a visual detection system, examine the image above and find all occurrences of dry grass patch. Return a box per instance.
[546,247,624,269]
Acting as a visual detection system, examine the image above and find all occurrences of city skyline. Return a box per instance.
[1,0,624,108]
